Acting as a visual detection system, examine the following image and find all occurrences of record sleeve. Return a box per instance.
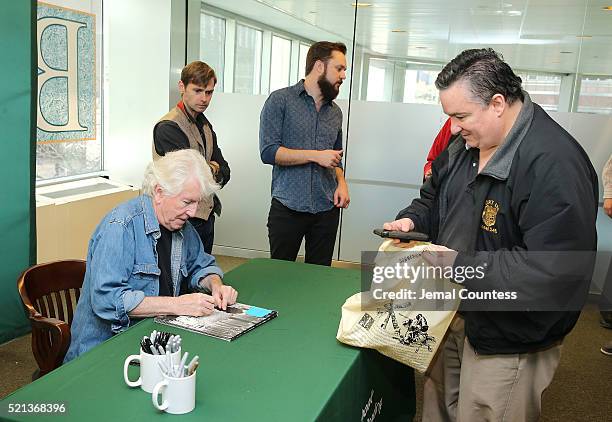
[154,302,277,341]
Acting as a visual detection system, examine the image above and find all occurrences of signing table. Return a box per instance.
[1,259,415,421]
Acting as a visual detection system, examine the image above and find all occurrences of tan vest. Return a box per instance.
[153,106,215,220]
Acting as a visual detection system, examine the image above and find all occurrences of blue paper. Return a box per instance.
[246,306,272,317]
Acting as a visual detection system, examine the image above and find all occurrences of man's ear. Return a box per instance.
[153,184,164,203]
[490,93,507,117]
[178,80,186,95]
[314,59,325,75]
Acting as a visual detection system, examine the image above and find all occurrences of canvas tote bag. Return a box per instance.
[336,239,461,373]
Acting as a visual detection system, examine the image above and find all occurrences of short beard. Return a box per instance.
[318,73,340,102]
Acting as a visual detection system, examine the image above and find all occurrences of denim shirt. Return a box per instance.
[259,80,344,214]
[64,195,223,362]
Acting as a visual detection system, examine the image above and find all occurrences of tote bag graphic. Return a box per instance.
[337,240,461,373]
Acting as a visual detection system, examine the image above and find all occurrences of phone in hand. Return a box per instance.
[373,228,429,242]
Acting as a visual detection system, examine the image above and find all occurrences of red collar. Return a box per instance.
[177,100,197,123]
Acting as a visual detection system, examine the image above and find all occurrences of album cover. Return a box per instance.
[154,303,277,341]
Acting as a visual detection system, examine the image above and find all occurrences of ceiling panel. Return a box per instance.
[204,0,612,75]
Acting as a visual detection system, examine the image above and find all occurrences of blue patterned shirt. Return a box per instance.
[259,80,344,213]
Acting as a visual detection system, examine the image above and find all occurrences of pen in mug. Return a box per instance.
[141,338,154,354]
[170,337,181,353]
[158,361,169,375]
[166,350,172,376]
[178,352,189,377]
[186,356,199,376]
[188,361,199,376]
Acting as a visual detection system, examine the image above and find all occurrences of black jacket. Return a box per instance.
[398,100,598,354]
[154,116,230,187]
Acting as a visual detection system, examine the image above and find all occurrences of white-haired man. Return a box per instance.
[65,149,238,362]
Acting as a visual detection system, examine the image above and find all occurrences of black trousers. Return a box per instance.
[181,215,215,295]
[189,214,215,255]
[267,198,340,266]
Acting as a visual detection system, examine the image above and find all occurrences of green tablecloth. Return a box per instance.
[1,259,415,421]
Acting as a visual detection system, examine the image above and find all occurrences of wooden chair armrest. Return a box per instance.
[30,315,69,331]
[29,316,71,374]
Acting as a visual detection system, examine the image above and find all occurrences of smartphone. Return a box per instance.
[373,228,429,242]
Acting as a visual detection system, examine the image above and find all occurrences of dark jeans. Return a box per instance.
[189,215,215,255]
[267,198,340,266]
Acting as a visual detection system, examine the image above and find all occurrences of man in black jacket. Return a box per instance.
[384,48,598,421]
[153,61,230,255]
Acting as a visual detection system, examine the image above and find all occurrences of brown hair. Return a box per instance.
[181,61,217,87]
[305,41,347,76]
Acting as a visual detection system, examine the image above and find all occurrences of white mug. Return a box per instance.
[123,348,181,393]
[151,369,197,414]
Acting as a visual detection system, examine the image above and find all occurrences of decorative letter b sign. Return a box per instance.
[37,2,96,143]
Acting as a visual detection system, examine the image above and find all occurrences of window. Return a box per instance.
[200,13,226,91]
[36,142,102,181]
[233,24,262,94]
[366,59,393,102]
[269,35,292,92]
[517,72,562,112]
[403,69,440,104]
[577,76,612,114]
[199,6,317,96]
[298,43,310,80]
[364,59,440,104]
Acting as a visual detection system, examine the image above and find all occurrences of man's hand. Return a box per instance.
[334,181,350,208]
[211,284,238,310]
[209,160,220,176]
[382,218,415,244]
[604,198,612,218]
[313,149,343,168]
[383,218,415,232]
[174,293,216,316]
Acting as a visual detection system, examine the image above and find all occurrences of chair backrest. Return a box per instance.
[17,260,86,325]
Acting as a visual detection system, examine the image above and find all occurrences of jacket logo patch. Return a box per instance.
[481,199,499,234]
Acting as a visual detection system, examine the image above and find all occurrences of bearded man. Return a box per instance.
[259,41,350,266]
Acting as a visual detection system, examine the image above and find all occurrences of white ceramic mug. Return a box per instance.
[151,369,197,414]
[123,348,181,393]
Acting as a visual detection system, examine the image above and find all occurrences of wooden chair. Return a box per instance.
[17,260,86,379]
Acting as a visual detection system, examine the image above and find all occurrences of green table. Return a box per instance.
[1,259,415,421]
